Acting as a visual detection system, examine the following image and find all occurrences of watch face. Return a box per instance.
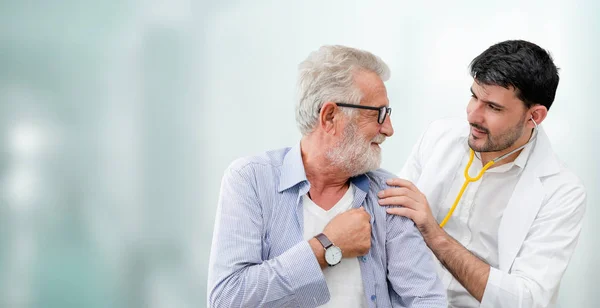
[324,246,342,266]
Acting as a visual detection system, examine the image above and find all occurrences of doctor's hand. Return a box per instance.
[378,178,442,242]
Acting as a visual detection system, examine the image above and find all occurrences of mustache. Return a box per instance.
[372,134,386,144]
[469,123,489,134]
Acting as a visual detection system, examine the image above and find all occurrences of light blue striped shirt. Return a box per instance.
[207,144,446,307]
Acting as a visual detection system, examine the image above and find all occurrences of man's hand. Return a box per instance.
[378,178,442,242]
[322,207,371,258]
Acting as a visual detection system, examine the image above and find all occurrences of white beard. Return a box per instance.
[325,121,386,177]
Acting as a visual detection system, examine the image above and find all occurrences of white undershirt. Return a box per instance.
[302,184,368,308]
[437,141,534,307]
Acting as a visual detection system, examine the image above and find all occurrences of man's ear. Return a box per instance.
[529,105,548,127]
[319,101,339,134]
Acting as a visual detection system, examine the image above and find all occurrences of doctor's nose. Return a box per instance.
[467,101,484,124]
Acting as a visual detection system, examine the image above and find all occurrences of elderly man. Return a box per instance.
[207,45,446,308]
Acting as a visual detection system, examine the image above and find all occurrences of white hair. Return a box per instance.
[295,45,391,136]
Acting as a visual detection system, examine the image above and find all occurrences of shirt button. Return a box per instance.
[371,295,376,301]
[361,256,368,262]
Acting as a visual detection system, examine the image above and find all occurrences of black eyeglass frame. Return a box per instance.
[334,103,392,124]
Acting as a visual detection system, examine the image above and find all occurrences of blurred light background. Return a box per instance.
[0,1,597,307]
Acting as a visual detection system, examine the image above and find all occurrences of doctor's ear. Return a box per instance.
[529,105,548,127]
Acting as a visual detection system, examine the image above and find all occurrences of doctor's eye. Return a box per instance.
[487,103,501,111]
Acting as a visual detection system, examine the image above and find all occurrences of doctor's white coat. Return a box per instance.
[399,117,586,308]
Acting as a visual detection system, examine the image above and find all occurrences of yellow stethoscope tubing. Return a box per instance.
[438,118,539,228]
[439,149,495,227]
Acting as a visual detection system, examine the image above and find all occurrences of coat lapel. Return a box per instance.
[497,126,561,270]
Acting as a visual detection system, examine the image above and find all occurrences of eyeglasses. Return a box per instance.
[335,103,392,124]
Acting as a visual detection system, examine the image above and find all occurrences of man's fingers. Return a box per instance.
[350,206,370,221]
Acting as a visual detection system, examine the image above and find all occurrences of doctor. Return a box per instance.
[378,39,586,308]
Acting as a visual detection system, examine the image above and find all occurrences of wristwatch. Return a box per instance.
[314,233,342,266]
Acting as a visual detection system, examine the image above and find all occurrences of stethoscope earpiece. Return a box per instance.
[530,115,538,127]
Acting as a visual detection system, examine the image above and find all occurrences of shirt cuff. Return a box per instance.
[279,240,330,306]
[480,266,502,307]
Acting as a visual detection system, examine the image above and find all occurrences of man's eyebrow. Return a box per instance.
[470,87,504,109]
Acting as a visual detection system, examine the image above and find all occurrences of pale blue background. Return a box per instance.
[0,1,597,307]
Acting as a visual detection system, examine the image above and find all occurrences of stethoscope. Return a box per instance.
[439,116,539,228]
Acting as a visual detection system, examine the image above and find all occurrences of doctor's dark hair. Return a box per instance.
[469,40,559,111]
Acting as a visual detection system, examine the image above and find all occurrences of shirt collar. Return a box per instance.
[513,136,535,169]
[278,142,371,193]
[278,143,308,193]
[350,174,370,193]
[469,134,536,172]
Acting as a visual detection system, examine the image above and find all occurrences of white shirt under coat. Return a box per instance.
[399,117,586,308]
